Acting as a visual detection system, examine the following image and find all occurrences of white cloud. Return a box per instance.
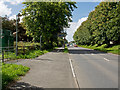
[0,1,12,17]
[66,17,88,42]
[10,0,24,5]
[72,0,102,2]
[20,16,24,22]
[9,14,24,22]
[2,0,24,5]
[9,15,16,20]
[75,17,88,31]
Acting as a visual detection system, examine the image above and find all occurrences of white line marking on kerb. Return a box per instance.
[104,58,110,61]
[69,59,76,78]
[57,50,60,52]
[91,53,94,55]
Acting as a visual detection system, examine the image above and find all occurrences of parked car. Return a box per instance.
[74,45,78,47]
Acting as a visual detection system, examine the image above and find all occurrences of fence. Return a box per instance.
[0,46,15,62]
[0,44,40,62]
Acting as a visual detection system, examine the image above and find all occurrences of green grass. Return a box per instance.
[2,41,58,61]
[3,49,50,60]
[2,63,30,89]
[15,42,40,46]
[78,44,120,55]
[64,46,68,53]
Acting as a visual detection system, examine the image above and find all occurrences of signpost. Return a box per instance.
[16,13,21,56]
[58,33,66,37]
[58,33,67,48]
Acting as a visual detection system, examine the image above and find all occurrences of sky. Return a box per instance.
[66,2,100,42]
[0,1,100,42]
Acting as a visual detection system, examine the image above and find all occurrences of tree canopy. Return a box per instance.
[2,15,31,41]
[73,2,120,46]
[22,2,77,49]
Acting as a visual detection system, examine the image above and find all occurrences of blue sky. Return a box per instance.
[66,2,100,42]
[72,2,99,22]
[0,1,100,42]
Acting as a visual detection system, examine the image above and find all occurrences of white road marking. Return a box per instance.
[104,58,110,61]
[69,59,76,78]
[91,53,94,55]
[57,49,60,52]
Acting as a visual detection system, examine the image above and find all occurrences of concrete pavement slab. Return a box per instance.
[8,51,77,89]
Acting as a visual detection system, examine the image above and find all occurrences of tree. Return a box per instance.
[2,15,16,32]
[2,15,31,41]
[22,2,77,49]
[73,2,120,46]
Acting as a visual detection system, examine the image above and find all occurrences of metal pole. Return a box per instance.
[2,50,4,63]
[40,35,42,50]
[16,15,18,56]
[64,37,65,49]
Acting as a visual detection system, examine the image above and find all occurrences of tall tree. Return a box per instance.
[73,2,120,46]
[22,2,77,49]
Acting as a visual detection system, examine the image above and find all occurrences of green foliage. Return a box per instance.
[78,44,120,55]
[2,15,15,32]
[3,42,53,60]
[74,2,120,46]
[64,46,68,53]
[4,49,49,60]
[16,41,40,46]
[22,2,77,49]
[93,44,98,47]
[2,63,30,89]
[2,16,32,41]
[99,44,108,48]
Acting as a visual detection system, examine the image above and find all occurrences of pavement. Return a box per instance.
[68,46,119,89]
[8,48,77,89]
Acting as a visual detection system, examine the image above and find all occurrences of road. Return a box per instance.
[68,46,118,89]
[8,48,77,89]
[7,47,119,89]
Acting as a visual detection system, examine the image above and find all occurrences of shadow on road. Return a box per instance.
[51,49,64,53]
[8,82,44,90]
[8,81,119,90]
[35,58,53,61]
[68,49,106,54]
[8,82,80,90]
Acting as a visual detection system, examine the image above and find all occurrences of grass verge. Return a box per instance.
[4,49,52,60]
[2,63,30,89]
[64,46,68,53]
[78,44,120,55]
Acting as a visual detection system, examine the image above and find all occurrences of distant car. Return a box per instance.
[67,44,69,46]
[74,45,78,47]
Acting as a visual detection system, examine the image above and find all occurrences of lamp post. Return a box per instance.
[16,13,21,56]
[40,35,42,50]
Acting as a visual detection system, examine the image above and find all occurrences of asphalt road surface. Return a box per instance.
[68,46,119,89]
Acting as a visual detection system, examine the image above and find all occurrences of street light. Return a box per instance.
[40,35,42,50]
[16,13,21,56]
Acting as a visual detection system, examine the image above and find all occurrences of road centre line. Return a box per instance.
[69,57,80,89]
[80,52,110,62]
[69,59,76,78]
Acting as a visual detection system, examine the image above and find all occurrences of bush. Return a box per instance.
[64,46,68,53]
[99,44,108,48]
[93,44,98,47]
[2,63,30,89]
[4,49,50,60]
